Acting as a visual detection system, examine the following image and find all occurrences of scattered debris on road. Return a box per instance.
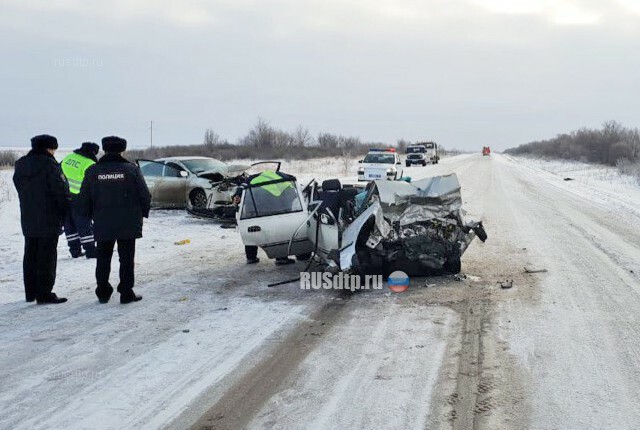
[498,280,514,289]
[524,266,548,274]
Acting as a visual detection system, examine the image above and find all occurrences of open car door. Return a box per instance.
[236,173,314,259]
[137,160,187,208]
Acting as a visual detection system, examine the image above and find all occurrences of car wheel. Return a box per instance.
[422,161,427,166]
[473,223,488,242]
[405,162,410,167]
[190,189,208,208]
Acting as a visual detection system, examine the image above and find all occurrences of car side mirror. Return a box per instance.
[180,171,188,178]
[358,160,363,163]
[396,161,401,165]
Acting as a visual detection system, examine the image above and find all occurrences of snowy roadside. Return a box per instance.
[0,155,376,430]
[503,155,640,220]
[0,160,315,429]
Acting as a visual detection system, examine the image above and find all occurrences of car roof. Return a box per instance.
[155,156,219,162]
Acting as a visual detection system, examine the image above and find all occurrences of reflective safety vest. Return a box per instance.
[249,170,293,197]
[61,152,96,194]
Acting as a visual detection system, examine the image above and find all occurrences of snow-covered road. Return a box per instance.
[1,153,640,429]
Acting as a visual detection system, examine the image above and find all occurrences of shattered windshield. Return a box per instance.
[363,153,395,164]
[241,181,303,219]
[182,158,227,174]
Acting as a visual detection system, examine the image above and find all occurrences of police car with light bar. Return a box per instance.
[357,148,404,181]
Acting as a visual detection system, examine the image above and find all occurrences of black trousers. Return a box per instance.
[96,239,136,299]
[23,236,59,302]
[64,205,96,257]
[245,245,258,260]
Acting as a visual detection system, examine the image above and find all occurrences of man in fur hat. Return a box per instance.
[80,136,151,304]
[13,134,70,304]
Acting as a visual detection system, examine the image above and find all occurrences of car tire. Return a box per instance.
[296,253,312,261]
[422,161,427,166]
[474,223,488,242]
[190,189,208,208]
[406,161,411,167]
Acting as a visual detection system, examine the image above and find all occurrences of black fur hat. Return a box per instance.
[80,142,100,155]
[102,136,127,153]
[31,134,58,151]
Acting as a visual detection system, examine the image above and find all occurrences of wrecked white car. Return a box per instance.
[137,157,249,211]
[237,166,486,276]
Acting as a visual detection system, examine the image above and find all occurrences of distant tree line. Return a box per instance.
[0,150,17,167]
[128,118,436,162]
[505,121,640,166]
[0,119,445,166]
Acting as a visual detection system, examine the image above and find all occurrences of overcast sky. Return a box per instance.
[1,0,640,150]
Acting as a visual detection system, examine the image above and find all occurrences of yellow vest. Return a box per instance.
[61,152,95,194]
[249,170,293,196]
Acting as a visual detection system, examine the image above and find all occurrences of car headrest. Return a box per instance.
[322,179,341,191]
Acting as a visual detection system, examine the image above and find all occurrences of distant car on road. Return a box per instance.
[357,149,403,181]
[137,156,249,210]
[482,146,491,156]
[405,142,439,166]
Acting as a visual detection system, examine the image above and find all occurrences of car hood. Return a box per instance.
[361,163,395,168]
[196,164,250,179]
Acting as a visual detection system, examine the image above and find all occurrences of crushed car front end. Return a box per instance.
[320,174,487,276]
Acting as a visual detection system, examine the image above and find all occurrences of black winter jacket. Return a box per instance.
[13,149,70,237]
[79,153,151,241]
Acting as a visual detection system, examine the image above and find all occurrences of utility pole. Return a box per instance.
[150,120,154,148]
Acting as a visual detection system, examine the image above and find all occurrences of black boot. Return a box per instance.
[96,284,114,304]
[120,290,142,304]
[36,293,68,305]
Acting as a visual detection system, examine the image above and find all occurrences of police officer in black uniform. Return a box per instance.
[13,134,70,304]
[79,136,151,304]
[61,142,99,258]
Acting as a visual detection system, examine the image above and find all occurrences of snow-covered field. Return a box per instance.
[2,153,640,430]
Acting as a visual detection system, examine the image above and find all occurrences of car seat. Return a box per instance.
[316,179,342,220]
